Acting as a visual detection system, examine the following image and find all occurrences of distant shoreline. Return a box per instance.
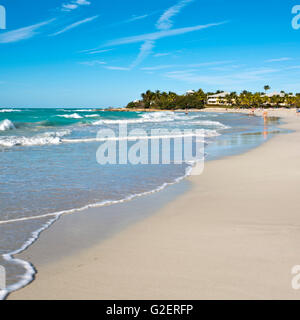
[106,107,298,113]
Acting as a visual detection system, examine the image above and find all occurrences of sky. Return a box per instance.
[0,0,299,108]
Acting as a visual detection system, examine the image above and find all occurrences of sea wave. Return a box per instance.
[190,120,230,129]
[0,109,22,113]
[62,129,219,144]
[57,113,83,119]
[72,109,95,112]
[84,114,100,118]
[92,112,198,125]
[0,130,71,147]
[0,119,16,131]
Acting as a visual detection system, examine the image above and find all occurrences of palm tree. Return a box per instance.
[264,85,271,93]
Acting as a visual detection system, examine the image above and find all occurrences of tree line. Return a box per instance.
[126,87,300,110]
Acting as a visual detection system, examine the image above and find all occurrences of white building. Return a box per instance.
[186,90,195,95]
[263,92,285,98]
[207,92,231,105]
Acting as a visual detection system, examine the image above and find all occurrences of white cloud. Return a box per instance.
[62,0,91,11]
[51,15,99,36]
[154,53,171,57]
[129,0,194,69]
[105,66,130,71]
[104,22,225,47]
[156,0,194,30]
[80,60,106,66]
[266,57,292,63]
[164,68,279,86]
[141,60,232,71]
[86,49,113,55]
[130,40,155,69]
[62,4,79,11]
[126,14,149,23]
[76,0,91,5]
[0,19,55,43]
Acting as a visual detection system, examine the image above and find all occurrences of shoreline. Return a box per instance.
[9,108,300,300]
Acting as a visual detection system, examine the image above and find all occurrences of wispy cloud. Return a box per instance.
[164,68,279,86]
[141,60,233,71]
[104,22,225,47]
[0,19,55,44]
[86,49,113,55]
[130,0,195,69]
[62,0,91,12]
[154,53,171,57]
[79,60,106,66]
[125,14,150,23]
[156,0,194,30]
[51,15,99,36]
[130,40,155,69]
[105,66,130,71]
[266,57,292,63]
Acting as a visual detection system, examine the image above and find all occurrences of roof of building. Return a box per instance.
[208,92,230,98]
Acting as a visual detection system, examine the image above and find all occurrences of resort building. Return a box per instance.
[186,90,196,95]
[206,92,231,106]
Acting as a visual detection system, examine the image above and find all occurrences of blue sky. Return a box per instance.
[0,0,299,107]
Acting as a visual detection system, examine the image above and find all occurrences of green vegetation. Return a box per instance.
[127,89,207,110]
[126,87,300,110]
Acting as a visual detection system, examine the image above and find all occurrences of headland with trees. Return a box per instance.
[126,86,300,110]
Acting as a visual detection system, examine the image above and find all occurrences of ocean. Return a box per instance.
[0,108,282,298]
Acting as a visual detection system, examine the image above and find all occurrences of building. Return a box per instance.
[185,90,195,95]
[207,92,231,106]
[262,92,295,106]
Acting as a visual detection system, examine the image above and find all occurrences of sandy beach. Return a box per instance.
[9,109,300,300]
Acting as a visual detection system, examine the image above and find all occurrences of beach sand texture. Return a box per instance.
[10,109,300,300]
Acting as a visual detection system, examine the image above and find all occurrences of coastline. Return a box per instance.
[9,109,300,300]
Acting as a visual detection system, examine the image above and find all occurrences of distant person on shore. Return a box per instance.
[263,110,268,125]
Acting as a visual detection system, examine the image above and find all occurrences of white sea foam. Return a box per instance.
[62,129,219,144]
[58,113,83,119]
[0,130,71,147]
[0,109,22,113]
[92,112,199,125]
[85,114,100,118]
[190,120,230,129]
[72,109,95,112]
[0,119,16,131]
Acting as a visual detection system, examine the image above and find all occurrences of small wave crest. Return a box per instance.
[0,130,71,147]
[57,113,83,119]
[191,120,230,129]
[0,119,16,131]
[0,109,21,113]
[92,112,198,125]
[62,129,219,143]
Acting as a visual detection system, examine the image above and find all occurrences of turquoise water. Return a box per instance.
[0,108,283,298]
